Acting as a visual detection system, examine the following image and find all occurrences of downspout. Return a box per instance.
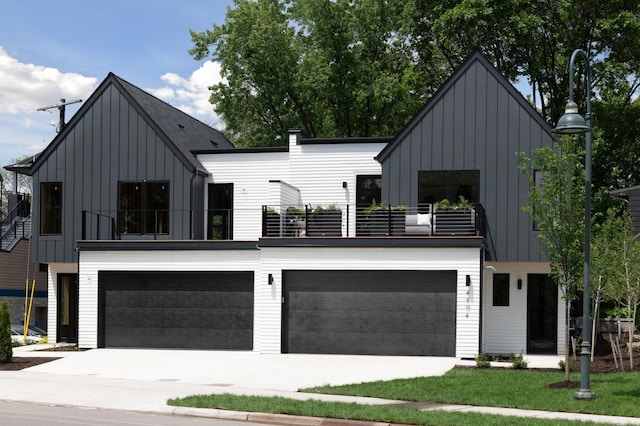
[190,168,197,240]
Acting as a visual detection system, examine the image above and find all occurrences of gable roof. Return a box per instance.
[28,73,233,175]
[376,49,553,162]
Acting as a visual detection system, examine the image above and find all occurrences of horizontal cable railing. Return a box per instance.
[80,203,486,241]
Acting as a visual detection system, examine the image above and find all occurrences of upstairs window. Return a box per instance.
[418,170,480,206]
[40,182,62,235]
[118,181,169,235]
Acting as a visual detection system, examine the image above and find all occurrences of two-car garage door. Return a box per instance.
[282,270,457,356]
[98,271,254,349]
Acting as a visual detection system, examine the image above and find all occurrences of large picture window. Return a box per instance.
[40,182,62,235]
[418,170,480,205]
[493,273,510,306]
[118,181,169,235]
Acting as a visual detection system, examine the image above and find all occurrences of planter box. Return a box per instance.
[368,210,406,236]
[599,318,635,334]
[433,209,475,236]
[264,212,281,237]
[306,211,342,236]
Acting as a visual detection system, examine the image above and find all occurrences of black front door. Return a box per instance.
[527,274,557,354]
[208,183,233,240]
[57,274,78,343]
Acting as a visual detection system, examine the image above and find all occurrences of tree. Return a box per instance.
[600,210,640,369]
[189,0,431,147]
[519,136,585,381]
[0,301,12,364]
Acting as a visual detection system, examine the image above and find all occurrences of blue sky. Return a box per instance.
[0,0,234,167]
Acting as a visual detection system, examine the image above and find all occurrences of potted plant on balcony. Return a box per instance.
[433,196,475,235]
[306,204,342,236]
[364,200,407,236]
[285,206,305,236]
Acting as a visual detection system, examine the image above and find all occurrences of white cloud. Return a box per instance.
[0,46,97,115]
[148,61,225,129]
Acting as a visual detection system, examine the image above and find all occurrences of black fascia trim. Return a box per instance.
[257,237,484,249]
[77,240,259,251]
[299,136,392,145]
[193,147,289,155]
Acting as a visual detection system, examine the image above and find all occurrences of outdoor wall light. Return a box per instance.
[268,273,274,285]
[342,181,348,189]
[517,279,522,290]
[465,275,471,286]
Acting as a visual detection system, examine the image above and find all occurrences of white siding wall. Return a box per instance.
[199,152,289,240]
[482,262,565,355]
[47,262,78,344]
[258,246,481,357]
[288,134,386,236]
[77,250,260,349]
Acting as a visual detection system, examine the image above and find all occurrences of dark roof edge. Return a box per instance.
[610,185,640,197]
[257,236,484,249]
[77,240,259,251]
[376,49,554,162]
[194,147,289,155]
[299,136,393,145]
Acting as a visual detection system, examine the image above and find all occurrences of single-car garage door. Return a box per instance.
[283,270,456,356]
[98,271,254,349]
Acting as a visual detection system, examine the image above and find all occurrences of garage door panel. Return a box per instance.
[99,271,254,349]
[283,270,456,356]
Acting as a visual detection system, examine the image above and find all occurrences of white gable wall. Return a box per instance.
[199,152,289,240]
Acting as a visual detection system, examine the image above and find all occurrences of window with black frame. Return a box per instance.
[418,170,480,206]
[40,182,62,235]
[118,181,169,235]
[493,273,510,306]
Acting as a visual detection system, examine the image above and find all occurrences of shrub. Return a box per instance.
[0,301,12,363]
[558,360,568,371]
[510,353,528,369]
[474,353,491,368]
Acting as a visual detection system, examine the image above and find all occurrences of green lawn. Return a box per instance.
[303,368,640,418]
[168,368,640,425]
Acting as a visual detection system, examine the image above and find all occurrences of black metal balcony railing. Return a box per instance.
[80,204,486,241]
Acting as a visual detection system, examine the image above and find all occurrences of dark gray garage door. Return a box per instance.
[283,270,456,356]
[98,271,253,349]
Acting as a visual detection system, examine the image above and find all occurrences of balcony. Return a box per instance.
[81,203,486,241]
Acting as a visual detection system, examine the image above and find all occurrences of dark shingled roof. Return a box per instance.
[21,72,233,175]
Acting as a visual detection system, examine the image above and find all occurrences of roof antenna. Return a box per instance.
[37,98,82,133]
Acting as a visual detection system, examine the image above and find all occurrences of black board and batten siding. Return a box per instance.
[378,51,555,262]
[30,75,230,263]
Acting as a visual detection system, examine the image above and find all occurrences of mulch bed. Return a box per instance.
[0,357,60,371]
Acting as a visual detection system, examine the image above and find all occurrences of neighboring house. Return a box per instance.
[610,185,640,240]
[1,159,47,327]
[13,50,560,357]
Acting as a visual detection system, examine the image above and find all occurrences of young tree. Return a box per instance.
[519,136,585,381]
[0,301,12,364]
[602,211,640,369]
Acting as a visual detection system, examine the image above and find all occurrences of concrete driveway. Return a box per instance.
[24,348,459,391]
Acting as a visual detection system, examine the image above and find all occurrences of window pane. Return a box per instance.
[493,273,510,306]
[40,182,62,235]
[118,182,143,234]
[418,170,479,205]
[356,175,381,206]
[145,181,169,234]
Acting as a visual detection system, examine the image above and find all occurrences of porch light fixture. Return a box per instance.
[517,279,522,290]
[465,275,471,286]
[552,48,596,400]
[268,273,274,285]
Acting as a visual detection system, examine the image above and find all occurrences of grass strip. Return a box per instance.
[168,393,608,426]
[302,368,640,418]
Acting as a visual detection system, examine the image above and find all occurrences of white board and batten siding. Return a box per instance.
[198,151,290,240]
[257,246,482,358]
[482,262,564,355]
[77,250,261,349]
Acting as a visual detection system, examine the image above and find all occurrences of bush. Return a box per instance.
[558,360,569,371]
[474,353,491,368]
[510,353,528,369]
[0,301,12,363]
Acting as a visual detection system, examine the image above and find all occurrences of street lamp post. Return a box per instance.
[553,48,596,400]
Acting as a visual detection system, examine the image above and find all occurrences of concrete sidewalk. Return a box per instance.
[2,345,639,425]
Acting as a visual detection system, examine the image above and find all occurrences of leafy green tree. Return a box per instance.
[599,210,640,369]
[0,301,12,363]
[519,137,585,381]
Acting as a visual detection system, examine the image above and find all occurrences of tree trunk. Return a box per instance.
[565,298,571,381]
